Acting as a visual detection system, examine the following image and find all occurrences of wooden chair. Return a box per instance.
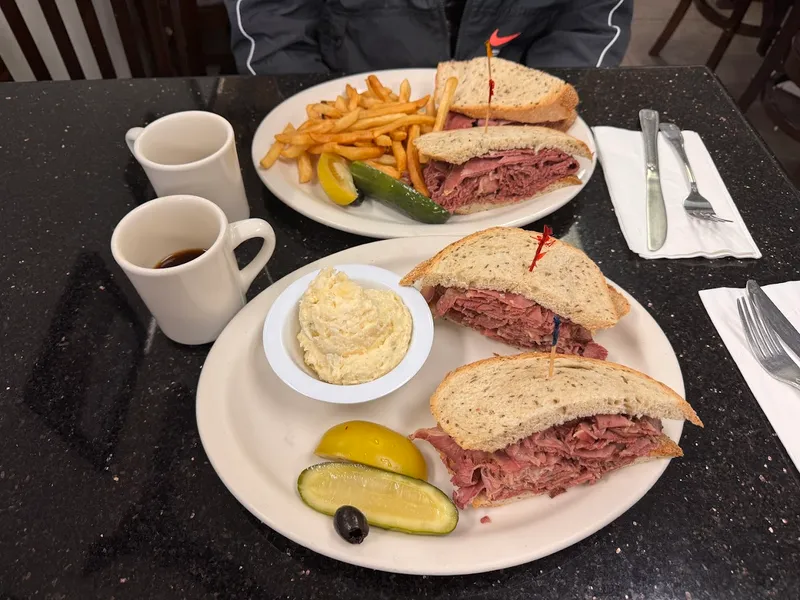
[0,0,235,81]
[650,0,766,70]
[120,0,234,77]
[761,39,800,142]
[739,0,800,110]
[0,54,10,82]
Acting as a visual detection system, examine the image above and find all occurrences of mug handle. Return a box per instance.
[227,218,277,292]
[125,127,144,154]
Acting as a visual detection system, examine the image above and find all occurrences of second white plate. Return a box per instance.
[197,236,686,576]
[251,68,597,239]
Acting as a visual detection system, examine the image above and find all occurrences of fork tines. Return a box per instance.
[688,210,733,223]
[737,295,800,390]
[738,297,779,358]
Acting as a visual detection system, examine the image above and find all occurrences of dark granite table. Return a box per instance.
[1,68,799,599]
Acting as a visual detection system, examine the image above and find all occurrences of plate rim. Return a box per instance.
[250,68,597,239]
[197,236,685,575]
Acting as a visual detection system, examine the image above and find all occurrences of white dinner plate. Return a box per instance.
[196,237,685,575]
[251,69,597,239]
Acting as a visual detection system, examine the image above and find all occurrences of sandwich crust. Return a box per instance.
[540,111,578,132]
[429,353,702,453]
[400,227,628,331]
[451,84,579,125]
[413,125,592,166]
[435,58,580,126]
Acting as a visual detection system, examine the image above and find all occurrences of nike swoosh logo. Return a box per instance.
[489,29,521,47]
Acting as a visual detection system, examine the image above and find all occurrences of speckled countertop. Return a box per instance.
[1,68,799,599]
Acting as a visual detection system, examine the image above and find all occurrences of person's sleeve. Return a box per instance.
[523,0,632,68]
[224,0,330,74]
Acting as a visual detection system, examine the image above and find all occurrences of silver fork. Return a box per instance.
[659,123,733,223]
[737,295,800,391]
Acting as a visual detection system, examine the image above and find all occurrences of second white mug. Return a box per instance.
[125,111,250,222]
[110,195,276,345]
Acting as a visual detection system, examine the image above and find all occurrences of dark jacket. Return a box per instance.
[225,0,632,74]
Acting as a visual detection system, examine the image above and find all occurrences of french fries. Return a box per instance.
[433,76,458,132]
[371,115,435,137]
[297,152,313,183]
[281,143,310,159]
[367,75,391,101]
[349,113,406,131]
[306,120,335,133]
[260,140,284,169]
[307,143,336,154]
[275,132,315,145]
[260,123,294,169]
[360,99,428,119]
[259,73,458,200]
[391,140,407,172]
[375,154,397,165]
[399,79,411,103]
[345,85,359,111]
[366,160,401,179]
[313,103,343,118]
[309,131,375,144]
[331,109,360,132]
[418,122,433,163]
[406,125,429,196]
[331,144,385,161]
[424,94,435,116]
[359,96,383,109]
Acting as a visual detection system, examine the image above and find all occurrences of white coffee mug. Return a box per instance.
[111,195,276,345]
[125,111,250,222]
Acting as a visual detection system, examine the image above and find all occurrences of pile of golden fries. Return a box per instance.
[259,74,458,197]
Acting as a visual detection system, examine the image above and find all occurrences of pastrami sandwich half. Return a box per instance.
[414,126,591,214]
[435,57,580,132]
[410,353,703,509]
[400,227,629,359]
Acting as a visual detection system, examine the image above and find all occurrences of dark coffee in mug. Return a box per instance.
[155,248,206,269]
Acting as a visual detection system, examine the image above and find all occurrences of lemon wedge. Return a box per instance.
[297,462,458,535]
[315,420,427,480]
[317,153,360,206]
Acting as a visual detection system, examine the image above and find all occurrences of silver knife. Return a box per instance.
[639,109,668,251]
[747,280,800,357]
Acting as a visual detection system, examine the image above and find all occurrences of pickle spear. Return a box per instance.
[350,161,451,224]
[298,462,458,535]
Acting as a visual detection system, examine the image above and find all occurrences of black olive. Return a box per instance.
[333,505,369,544]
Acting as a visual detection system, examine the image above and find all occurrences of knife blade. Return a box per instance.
[747,280,800,358]
[639,109,668,251]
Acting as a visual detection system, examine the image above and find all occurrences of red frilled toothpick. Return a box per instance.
[528,225,555,272]
[483,40,495,133]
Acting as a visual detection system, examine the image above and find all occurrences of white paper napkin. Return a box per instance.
[699,281,800,470]
[593,126,761,259]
